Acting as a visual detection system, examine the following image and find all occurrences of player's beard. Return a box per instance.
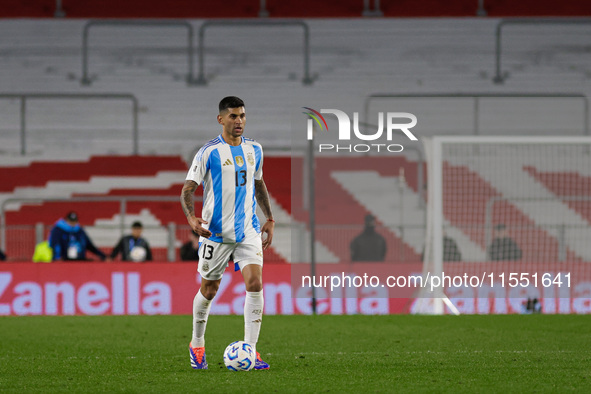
[230,126,244,138]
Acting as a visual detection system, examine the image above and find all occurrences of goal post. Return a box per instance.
[414,136,591,315]
[413,137,451,315]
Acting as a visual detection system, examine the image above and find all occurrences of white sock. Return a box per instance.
[191,290,212,348]
[244,290,264,352]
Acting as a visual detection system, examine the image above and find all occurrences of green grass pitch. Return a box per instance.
[1,314,590,392]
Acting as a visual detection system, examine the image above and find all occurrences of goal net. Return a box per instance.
[415,136,591,314]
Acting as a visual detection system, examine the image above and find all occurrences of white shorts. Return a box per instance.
[198,233,263,281]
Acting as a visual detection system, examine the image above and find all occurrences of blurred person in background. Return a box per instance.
[180,230,200,261]
[443,231,462,262]
[49,211,106,261]
[420,231,462,262]
[488,223,522,261]
[109,221,153,262]
[350,214,387,262]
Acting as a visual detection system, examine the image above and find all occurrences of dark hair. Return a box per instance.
[219,96,245,113]
[494,223,506,231]
[65,211,79,222]
[131,221,143,228]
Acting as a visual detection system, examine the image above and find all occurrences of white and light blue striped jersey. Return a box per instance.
[186,135,263,244]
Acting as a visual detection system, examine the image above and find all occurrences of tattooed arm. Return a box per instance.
[181,180,211,238]
[255,178,274,249]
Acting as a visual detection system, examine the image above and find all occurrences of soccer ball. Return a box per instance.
[129,246,147,262]
[223,341,255,371]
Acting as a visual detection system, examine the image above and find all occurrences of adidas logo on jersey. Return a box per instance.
[222,159,233,166]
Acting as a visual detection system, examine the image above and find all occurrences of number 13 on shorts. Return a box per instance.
[202,244,214,260]
[198,236,263,281]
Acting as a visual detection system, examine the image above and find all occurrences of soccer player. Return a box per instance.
[181,96,274,370]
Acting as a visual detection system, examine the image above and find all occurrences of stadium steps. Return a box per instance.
[444,160,583,262]
[2,19,591,261]
[331,170,423,261]
[472,157,590,261]
[290,157,422,262]
[525,167,591,224]
[257,156,291,214]
[0,155,294,262]
[332,170,488,262]
[261,193,338,263]
[2,172,188,226]
[0,155,187,193]
[1,19,591,158]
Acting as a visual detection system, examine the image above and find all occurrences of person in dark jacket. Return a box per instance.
[488,223,522,261]
[443,234,462,262]
[180,230,200,261]
[420,231,462,262]
[49,211,106,261]
[109,221,153,262]
[350,214,387,262]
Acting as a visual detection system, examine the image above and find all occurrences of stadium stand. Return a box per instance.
[6,151,585,264]
[292,156,423,263]
[1,12,591,264]
[0,156,186,193]
[443,161,582,262]
[1,155,426,263]
[525,167,591,224]
[0,155,295,262]
[1,19,590,157]
[1,0,590,18]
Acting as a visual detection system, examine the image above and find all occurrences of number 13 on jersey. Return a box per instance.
[235,169,246,186]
